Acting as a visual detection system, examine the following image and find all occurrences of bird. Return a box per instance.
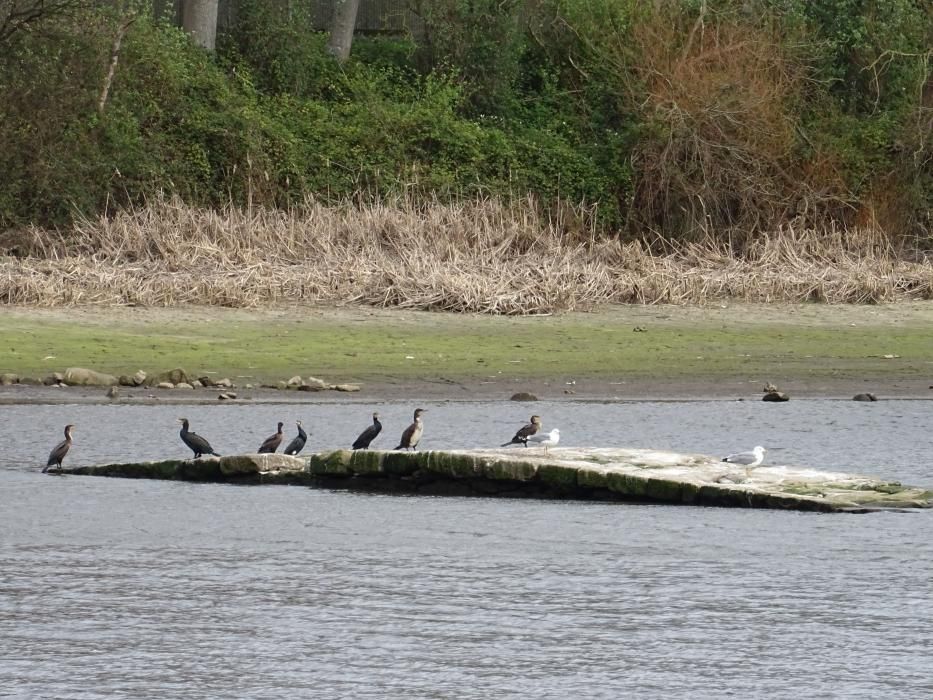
[395,408,426,450]
[722,445,766,469]
[501,414,542,447]
[178,418,220,458]
[283,421,307,456]
[526,428,560,454]
[43,424,74,473]
[352,412,382,449]
[258,421,285,453]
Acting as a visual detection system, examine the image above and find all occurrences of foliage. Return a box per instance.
[0,0,929,242]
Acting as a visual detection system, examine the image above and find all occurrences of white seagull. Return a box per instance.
[527,428,560,454]
[722,445,766,470]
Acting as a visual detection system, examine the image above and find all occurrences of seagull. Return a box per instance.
[526,428,560,454]
[722,445,766,472]
[501,415,542,447]
[395,408,425,451]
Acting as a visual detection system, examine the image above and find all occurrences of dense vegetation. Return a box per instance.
[0,0,930,244]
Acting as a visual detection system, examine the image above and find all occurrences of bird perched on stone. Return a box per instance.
[43,424,74,473]
[258,421,285,453]
[501,415,542,447]
[527,428,560,454]
[283,421,307,455]
[352,412,382,449]
[722,445,766,468]
[395,408,425,450]
[178,418,220,458]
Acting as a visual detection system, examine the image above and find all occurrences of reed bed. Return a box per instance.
[2,196,932,313]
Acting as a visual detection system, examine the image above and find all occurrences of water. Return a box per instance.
[1,399,932,698]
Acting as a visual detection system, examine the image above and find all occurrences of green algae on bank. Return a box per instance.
[3,304,933,387]
[59,447,933,513]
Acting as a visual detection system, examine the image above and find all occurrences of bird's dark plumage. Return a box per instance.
[501,415,542,447]
[258,421,285,453]
[178,418,220,458]
[283,421,307,455]
[395,408,425,450]
[43,424,74,473]
[352,412,382,449]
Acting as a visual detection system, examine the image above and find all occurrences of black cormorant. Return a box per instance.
[352,412,382,449]
[43,424,74,473]
[283,421,307,456]
[178,418,220,458]
[395,408,425,450]
[258,421,285,453]
[501,414,542,447]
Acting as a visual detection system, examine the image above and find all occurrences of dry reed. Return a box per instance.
[1,195,931,313]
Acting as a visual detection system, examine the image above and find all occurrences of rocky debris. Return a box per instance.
[43,372,64,386]
[119,369,147,387]
[218,453,307,477]
[853,392,878,401]
[0,373,19,385]
[510,392,538,401]
[105,386,120,400]
[20,376,41,385]
[287,375,303,387]
[214,377,234,388]
[64,367,118,387]
[175,382,194,390]
[218,392,237,400]
[332,383,361,392]
[763,390,789,402]
[156,382,174,389]
[197,375,216,387]
[146,368,191,387]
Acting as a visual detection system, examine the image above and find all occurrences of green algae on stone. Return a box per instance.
[538,464,578,491]
[308,450,354,476]
[483,459,538,482]
[425,452,482,479]
[347,450,384,475]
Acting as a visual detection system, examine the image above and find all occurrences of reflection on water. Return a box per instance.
[1,400,932,698]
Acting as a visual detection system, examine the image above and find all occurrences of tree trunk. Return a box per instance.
[326,0,360,63]
[182,0,218,51]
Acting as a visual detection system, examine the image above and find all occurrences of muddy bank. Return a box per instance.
[2,303,933,402]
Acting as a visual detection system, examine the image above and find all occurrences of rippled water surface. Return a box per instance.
[1,399,932,699]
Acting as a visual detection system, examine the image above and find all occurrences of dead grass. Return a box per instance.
[1,195,932,313]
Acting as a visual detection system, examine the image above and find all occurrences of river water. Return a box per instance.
[1,399,931,698]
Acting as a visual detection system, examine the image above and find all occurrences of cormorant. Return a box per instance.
[395,408,425,450]
[501,414,542,447]
[352,412,382,449]
[43,424,74,473]
[527,428,560,454]
[283,421,307,455]
[178,418,220,458]
[258,421,285,453]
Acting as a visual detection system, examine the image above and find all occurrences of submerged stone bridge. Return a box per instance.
[61,447,933,513]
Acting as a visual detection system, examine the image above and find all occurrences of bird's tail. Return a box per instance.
[211,451,221,457]
[500,441,513,447]
[41,466,49,473]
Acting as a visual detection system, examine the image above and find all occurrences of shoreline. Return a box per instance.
[2,302,933,403]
